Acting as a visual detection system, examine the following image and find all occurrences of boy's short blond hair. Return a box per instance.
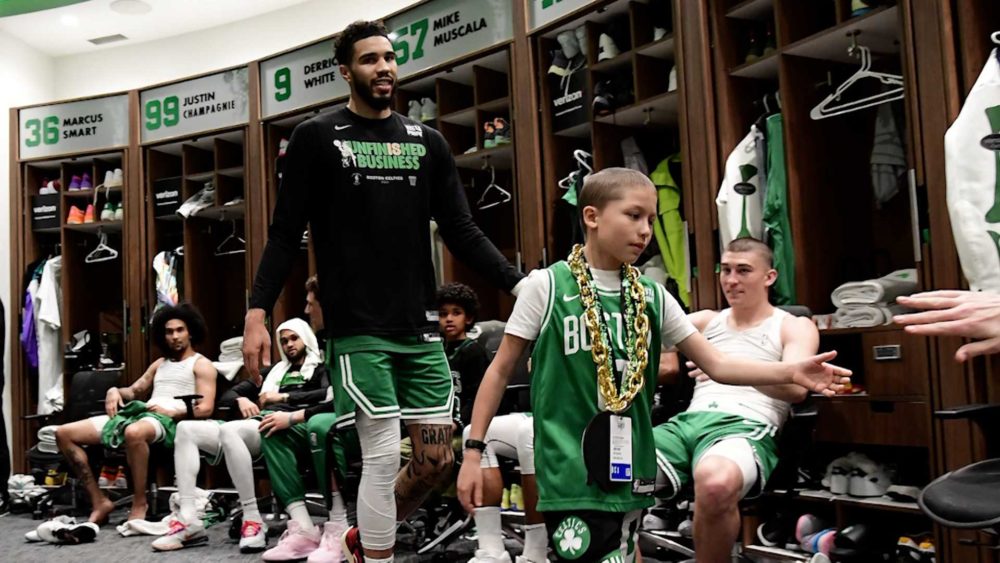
[578,167,655,221]
[725,237,774,268]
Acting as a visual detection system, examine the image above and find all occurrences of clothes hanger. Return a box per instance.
[85,229,119,263]
[810,36,904,120]
[993,31,1000,64]
[477,159,512,210]
[215,220,246,256]
[558,169,579,190]
[573,150,593,173]
[173,245,185,257]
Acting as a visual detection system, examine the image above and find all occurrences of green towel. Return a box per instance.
[100,401,178,449]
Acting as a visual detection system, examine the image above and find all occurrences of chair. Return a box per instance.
[918,403,1000,548]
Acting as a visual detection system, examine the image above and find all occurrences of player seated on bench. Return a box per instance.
[54,303,217,526]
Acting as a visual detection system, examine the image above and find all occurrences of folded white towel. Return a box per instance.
[213,360,244,381]
[37,425,58,454]
[831,269,918,308]
[218,336,244,363]
[832,303,912,328]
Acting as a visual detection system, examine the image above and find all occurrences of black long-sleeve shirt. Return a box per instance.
[220,364,331,414]
[249,108,523,337]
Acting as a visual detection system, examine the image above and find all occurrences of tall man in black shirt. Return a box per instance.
[243,20,524,563]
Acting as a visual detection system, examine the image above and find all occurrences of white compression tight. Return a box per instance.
[174,419,262,522]
[355,410,401,552]
[463,413,535,474]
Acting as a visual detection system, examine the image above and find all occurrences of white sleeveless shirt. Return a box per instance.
[147,353,201,412]
[686,308,791,428]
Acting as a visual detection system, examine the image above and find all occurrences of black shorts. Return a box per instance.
[543,509,642,562]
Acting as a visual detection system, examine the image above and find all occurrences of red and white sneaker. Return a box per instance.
[151,517,207,551]
[341,525,364,563]
[239,519,268,553]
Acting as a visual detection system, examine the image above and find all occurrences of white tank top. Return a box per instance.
[686,308,791,428]
[147,353,201,412]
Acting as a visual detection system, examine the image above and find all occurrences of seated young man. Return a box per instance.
[653,238,814,563]
[152,318,330,554]
[54,303,217,525]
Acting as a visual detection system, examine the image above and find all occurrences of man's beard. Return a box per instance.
[353,73,394,111]
[167,342,188,359]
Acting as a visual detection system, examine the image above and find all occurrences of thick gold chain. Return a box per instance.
[567,245,649,413]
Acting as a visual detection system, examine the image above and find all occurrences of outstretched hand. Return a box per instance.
[789,351,851,397]
[895,290,1000,362]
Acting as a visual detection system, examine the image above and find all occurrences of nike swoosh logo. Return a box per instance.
[334,124,351,130]
[563,294,580,302]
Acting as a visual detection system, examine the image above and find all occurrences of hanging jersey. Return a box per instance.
[762,113,796,305]
[148,353,201,412]
[528,262,665,513]
[650,153,691,307]
[945,48,1000,292]
[687,308,792,428]
[717,127,766,250]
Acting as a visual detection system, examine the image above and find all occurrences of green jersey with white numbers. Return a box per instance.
[531,261,663,512]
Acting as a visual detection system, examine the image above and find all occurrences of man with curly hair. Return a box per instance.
[54,303,217,526]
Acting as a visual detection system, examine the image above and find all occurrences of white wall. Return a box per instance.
[54,0,418,99]
[0,30,57,473]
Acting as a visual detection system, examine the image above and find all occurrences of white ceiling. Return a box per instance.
[0,0,317,57]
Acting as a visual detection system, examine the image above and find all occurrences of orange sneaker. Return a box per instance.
[83,204,95,223]
[66,205,85,224]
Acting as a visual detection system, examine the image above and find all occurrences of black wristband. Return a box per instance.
[464,439,487,453]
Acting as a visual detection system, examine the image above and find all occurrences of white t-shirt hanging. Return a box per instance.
[717,127,766,250]
[945,48,1000,292]
[36,257,63,414]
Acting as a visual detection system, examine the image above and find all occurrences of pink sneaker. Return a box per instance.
[307,521,347,562]
[262,520,321,561]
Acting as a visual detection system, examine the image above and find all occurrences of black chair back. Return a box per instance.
[64,370,123,422]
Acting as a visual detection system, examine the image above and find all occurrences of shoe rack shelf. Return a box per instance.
[537,0,682,267]
[144,129,249,358]
[741,545,810,562]
[768,488,921,514]
[394,46,520,321]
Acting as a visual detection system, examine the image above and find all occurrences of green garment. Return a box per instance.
[260,415,359,507]
[100,401,178,449]
[762,113,796,305]
[650,154,691,307]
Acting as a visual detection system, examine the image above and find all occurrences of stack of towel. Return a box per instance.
[213,336,244,381]
[830,269,918,328]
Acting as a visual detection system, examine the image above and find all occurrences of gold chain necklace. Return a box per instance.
[567,244,650,413]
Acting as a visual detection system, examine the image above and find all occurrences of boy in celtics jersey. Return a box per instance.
[457,168,850,563]
[652,237,815,563]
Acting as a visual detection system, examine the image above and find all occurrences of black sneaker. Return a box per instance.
[757,512,795,547]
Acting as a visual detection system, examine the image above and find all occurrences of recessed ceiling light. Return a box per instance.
[110,0,152,15]
[60,14,79,27]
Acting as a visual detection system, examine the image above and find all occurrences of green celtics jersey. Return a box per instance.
[531,261,663,512]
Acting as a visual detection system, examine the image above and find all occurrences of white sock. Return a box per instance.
[474,506,504,554]
[329,492,348,527]
[286,501,314,531]
[241,498,261,524]
[522,523,548,562]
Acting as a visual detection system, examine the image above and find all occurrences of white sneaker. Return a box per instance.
[39,181,58,195]
[100,203,114,222]
[557,30,581,59]
[408,100,422,121]
[654,27,668,41]
[108,168,123,188]
[35,515,76,543]
[598,33,620,61]
[151,517,207,551]
[849,457,893,497]
[469,549,513,562]
[641,512,669,531]
[239,519,269,553]
[574,26,587,59]
[823,454,855,494]
[420,97,437,121]
[114,203,124,221]
[668,65,678,92]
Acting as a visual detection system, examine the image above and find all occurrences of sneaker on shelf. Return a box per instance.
[464,145,478,154]
[796,514,836,555]
[68,175,82,191]
[114,202,124,222]
[918,538,936,563]
[597,33,620,61]
[341,525,364,563]
[224,196,244,206]
[823,454,857,494]
[239,519,269,553]
[896,536,921,562]
[40,180,58,195]
[849,456,893,497]
[43,468,67,487]
[469,549,513,562]
[97,465,117,487]
[84,204,96,224]
[262,520,321,562]
[548,49,571,76]
[654,26,668,41]
[851,0,874,17]
[500,486,511,510]
[557,30,581,59]
[151,517,208,551]
[408,99,423,121]
[640,507,670,531]
[112,465,127,488]
[763,26,777,56]
[593,79,617,115]
[420,97,437,122]
[108,168,124,188]
[745,32,763,63]
[757,512,795,547]
[574,26,588,60]
[278,138,290,157]
[100,203,115,222]
[306,521,346,562]
[483,122,497,149]
[509,483,523,510]
[668,65,678,92]
[66,205,85,225]
[493,118,512,145]
[81,173,93,189]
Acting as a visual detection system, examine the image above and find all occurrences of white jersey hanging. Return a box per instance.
[717,126,766,250]
[945,46,1000,292]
